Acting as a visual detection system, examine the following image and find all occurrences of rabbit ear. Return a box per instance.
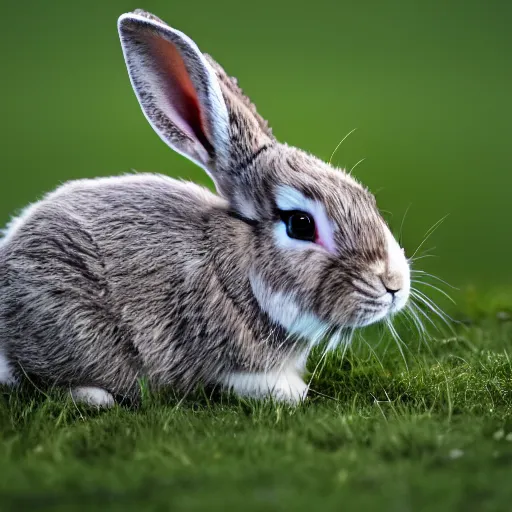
[118,10,231,189]
[118,10,276,201]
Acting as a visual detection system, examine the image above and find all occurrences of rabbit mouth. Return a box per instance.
[353,288,409,327]
[354,305,396,327]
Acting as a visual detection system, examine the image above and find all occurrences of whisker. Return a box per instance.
[410,270,458,290]
[306,325,335,390]
[348,157,366,176]
[409,299,442,332]
[410,290,457,335]
[338,328,354,364]
[406,302,443,360]
[404,303,436,355]
[404,304,428,340]
[373,324,389,352]
[408,246,438,264]
[385,318,409,371]
[357,333,385,370]
[411,288,456,321]
[408,254,438,263]
[307,328,354,396]
[329,128,358,165]
[409,214,449,261]
[410,304,430,338]
[411,279,456,304]
[307,343,330,391]
[398,203,412,247]
[325,328,343,352]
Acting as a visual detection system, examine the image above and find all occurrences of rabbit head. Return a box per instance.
[118,10,410,342]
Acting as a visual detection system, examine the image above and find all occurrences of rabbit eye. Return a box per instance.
[279,210,316,242]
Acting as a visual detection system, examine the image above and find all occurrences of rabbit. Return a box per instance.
[0,9,410,407]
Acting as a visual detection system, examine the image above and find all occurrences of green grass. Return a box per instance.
[1,291,512,512]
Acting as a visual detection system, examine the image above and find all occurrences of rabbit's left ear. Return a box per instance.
[118,11,232,191]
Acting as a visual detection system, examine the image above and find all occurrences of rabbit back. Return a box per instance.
[0,174,229,397]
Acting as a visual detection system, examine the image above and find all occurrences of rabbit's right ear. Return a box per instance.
[118,11,231,190]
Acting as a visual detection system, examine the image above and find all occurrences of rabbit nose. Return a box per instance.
[380,273,402,295]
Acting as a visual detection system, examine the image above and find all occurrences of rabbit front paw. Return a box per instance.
[222,370,308,404]
[70,387,115,408]
[0,350,17,386]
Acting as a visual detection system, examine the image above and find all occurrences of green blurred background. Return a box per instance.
[1,0,511,291]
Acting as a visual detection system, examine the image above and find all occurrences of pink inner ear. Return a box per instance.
[146,34,211,149]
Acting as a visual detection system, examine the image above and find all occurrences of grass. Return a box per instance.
[1,290,512,511]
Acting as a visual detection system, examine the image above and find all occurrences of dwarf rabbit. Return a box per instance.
[0,9,410,407]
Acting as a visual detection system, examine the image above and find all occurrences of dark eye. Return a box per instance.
[279,210,316,242]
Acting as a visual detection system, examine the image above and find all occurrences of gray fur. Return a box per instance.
[0,10,410,404]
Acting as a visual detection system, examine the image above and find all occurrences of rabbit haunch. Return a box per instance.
[0,10,410,407]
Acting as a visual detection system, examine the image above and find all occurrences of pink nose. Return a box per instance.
[380,272,402,295]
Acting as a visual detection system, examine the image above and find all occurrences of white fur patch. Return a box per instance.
[222,369,308,404]
[290,312,331,343]
[275,185,336,253]
[0,350,16,386]
[70,387,115,408]
[383,225,410,312]
[250,273,329,345]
